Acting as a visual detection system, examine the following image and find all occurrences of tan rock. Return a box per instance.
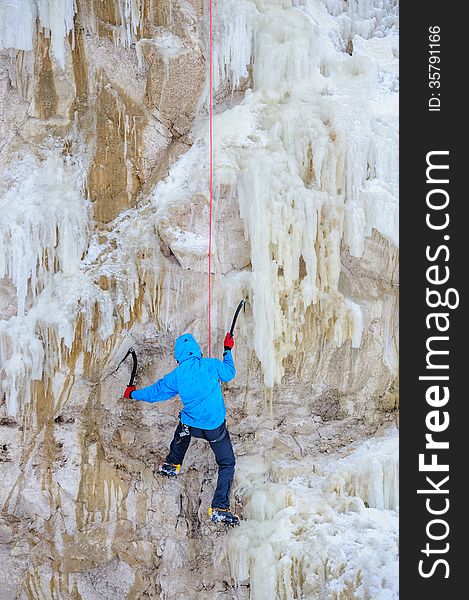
[141,39,205,124]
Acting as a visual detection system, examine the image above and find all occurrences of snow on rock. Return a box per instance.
[136,30,186,69]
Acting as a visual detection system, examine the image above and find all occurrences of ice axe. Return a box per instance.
[114,347,138,387]
[229,299,246,337]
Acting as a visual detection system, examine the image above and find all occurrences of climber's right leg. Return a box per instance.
[159,422,192,477]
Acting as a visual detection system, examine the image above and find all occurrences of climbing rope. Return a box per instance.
[207,0,214,356]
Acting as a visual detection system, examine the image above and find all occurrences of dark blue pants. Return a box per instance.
[166,421,235,509]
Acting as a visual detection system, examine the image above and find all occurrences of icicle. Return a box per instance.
[0,1,148,65]
[36,0,76,68]
[325,429,399,510]
[115,0,143,49]
[211,0,256,94]
[320,0,399,41]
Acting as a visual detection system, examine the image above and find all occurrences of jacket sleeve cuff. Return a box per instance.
[130,389,143,401]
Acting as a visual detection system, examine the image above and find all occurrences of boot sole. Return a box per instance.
[210,518,240,527]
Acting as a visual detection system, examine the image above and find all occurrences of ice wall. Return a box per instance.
[0,0,398,597]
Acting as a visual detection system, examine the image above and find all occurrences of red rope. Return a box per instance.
[207,0,213,357]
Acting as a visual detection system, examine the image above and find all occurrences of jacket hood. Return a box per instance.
[174,333,202,363]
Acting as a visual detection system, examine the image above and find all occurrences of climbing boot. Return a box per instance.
[158,462,181,477]
[208,507,240,526]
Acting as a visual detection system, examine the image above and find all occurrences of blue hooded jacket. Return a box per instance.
[131,334,236,429]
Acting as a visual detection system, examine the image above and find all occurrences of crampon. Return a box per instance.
[158,463,181,477]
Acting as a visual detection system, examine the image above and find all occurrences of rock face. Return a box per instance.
[0,1,399,599]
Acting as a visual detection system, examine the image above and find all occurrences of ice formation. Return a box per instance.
[0,155,89,316]
[227,428,399,599]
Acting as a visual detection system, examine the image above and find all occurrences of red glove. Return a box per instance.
[224,333,234,351]
[124,385,136,399]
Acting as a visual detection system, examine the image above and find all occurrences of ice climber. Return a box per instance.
[123,332,240,526]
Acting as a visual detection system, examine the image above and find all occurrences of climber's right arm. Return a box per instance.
[213,332,236,382]
[128,370,178,403]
